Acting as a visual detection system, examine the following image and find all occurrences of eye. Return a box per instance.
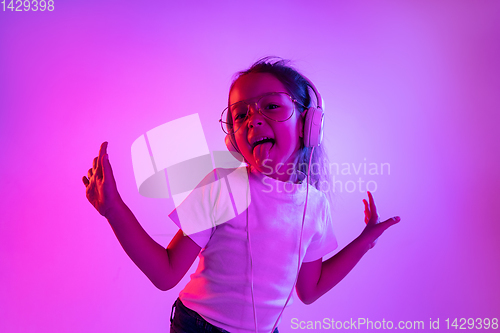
[232,105,248,122]
[234,113,247,121]
[264,103,280,110]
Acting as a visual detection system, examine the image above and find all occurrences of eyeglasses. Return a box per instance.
[219,92,304,135]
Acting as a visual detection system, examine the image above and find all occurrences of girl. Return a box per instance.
[82,58,400,333]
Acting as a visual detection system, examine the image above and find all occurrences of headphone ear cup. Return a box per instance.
[303,107,324,147]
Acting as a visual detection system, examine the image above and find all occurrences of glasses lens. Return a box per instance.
[257,93,294,121]
[220,93,295,134]
[220,106,243,134]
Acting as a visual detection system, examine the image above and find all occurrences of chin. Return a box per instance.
[254,160,274,176]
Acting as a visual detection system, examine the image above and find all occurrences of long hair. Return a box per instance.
[229,57,334,205]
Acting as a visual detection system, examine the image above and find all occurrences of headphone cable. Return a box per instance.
[269,146,315,333]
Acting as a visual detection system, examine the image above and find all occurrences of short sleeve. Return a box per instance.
[168,168,246,249]
[302,198,338,262]
[168,208,213,249]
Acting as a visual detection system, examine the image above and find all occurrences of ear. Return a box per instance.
[225,134,246,163]
[225,134,239,152]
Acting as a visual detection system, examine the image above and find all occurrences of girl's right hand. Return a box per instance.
[82,142,122,218]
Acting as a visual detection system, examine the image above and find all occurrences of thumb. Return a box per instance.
[379,216,401,230]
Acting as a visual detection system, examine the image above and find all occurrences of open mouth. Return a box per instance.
[252,138,275,151]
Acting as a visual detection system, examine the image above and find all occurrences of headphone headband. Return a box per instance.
[302,75,322,111]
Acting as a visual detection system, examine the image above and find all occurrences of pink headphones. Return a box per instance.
[301,78,324,147]
[225,76,324,153]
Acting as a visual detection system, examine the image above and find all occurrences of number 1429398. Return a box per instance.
[2,0,55,11]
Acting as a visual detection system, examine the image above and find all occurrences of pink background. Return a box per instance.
[1,0,499,332]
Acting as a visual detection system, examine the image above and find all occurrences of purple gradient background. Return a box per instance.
[1,1,499,332]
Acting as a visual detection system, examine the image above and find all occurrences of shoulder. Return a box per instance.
[305,185,330,211]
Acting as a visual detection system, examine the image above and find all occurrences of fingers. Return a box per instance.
[83,142,109,189]
[101,153,111,182]
[96,142,108,178]
[99,143,114,183]
[99,141,108,159]
[363,199,370,224]
[367,191,378,218]
[360,192,401,248]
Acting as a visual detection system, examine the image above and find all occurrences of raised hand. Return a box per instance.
[82,142,122,218]
[361,191,400,249]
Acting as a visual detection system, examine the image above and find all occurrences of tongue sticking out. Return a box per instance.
[253,142,273,165]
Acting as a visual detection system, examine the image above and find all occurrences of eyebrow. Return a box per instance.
[229,91,287,107]
[229,95,259,108]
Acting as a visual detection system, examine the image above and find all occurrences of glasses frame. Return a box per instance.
[219,92,306,135]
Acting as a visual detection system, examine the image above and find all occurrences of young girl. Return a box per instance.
[82,58,400,333]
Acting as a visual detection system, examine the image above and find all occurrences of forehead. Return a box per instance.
[229,73,288,105]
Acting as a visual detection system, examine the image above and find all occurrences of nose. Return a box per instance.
[247,103,264,128]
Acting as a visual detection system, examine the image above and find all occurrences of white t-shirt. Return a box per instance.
[169,166,337,333]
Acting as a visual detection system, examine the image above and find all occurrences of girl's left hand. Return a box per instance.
[361,191,400,249]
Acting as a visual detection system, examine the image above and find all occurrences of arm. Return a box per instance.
[296,191,400,304]
[83,142,201,291]
[106,203,201,291]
